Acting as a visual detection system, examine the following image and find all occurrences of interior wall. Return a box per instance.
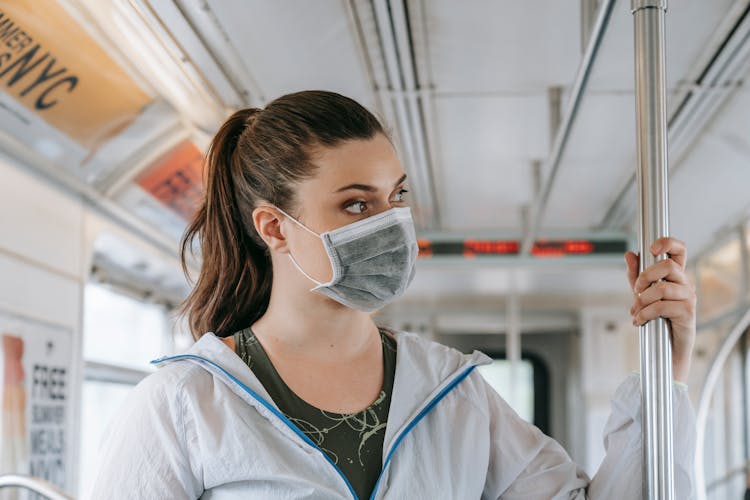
[0,153,86,494]
[426,305,640,477]
[436,331,576,455]
[578,306,640,475]
[0,154,184,497]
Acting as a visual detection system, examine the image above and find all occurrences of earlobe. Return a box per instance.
[253,206,288,253]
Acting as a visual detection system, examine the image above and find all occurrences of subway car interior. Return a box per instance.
[1,0,750,499]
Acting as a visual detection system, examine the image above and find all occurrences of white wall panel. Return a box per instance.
[0,253,81,329]
[579,307,639,475]
[0,156,84,279]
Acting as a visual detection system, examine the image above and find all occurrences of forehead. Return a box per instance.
[308,134,404,185]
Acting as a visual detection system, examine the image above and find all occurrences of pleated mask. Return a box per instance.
[277,206,419,312]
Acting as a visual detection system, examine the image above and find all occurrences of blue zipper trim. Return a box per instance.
[152,355,477,500]
[150,354,359,500]
[367,364,477,500]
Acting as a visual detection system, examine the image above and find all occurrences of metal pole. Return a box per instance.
[506,293,521,408]
[581,0,600,52]
[631,1,675,499]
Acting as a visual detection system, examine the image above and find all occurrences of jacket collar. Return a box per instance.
[152,330,492,451]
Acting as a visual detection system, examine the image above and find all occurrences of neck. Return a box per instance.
[251,280,377,362]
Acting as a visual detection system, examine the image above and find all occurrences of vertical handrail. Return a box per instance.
[631,1,675,499]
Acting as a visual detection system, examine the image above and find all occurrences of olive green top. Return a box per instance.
[234,327,397,500]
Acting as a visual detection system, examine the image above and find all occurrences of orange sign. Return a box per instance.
[137,142,204,221]
[0,1,151,149]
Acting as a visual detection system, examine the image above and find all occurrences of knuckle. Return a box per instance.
[669,259,680,273]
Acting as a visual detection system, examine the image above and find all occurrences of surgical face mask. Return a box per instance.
[276,206,419,312]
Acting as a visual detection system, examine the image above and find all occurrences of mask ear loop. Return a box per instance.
[274,207,321,237]
[273,207,328,288]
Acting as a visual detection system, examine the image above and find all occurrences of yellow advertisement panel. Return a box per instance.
[0,0,151,149]
[137,142,205,221]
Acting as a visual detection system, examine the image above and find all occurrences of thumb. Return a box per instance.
[625,251,639,289]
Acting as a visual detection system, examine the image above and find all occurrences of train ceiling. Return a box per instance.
[2,0,750,301]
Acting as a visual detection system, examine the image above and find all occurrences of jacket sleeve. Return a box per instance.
[586,374,695,499]
[85,370,203,500]
[482,373,695,499]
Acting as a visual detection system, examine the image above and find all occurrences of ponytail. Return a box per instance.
[179,109,271,339]
[178,91,386,340]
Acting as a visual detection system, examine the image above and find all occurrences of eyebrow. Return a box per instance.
[335,174,408,193]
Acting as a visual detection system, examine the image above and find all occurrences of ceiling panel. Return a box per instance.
[542,94,637,230]
[434,94,550,230]
[206,0,375,107]
[425,0,581,92]
[587,0,737,93]
[671,81,750,254]
[538,0,739,231]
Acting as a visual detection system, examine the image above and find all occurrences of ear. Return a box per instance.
[253,206,289,253]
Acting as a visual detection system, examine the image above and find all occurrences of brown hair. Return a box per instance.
[179,91,386,339]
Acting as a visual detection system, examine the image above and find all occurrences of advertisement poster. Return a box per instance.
[0,311,73,499]
[136,141,205,221]
[0,0,151,148]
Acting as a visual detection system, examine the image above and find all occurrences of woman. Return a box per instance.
[88,91,696,499]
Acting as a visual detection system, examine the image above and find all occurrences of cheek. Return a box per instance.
[291,231,334,283]
[309,241,334,282]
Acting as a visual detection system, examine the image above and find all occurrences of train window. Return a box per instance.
[698,236,743,321]
[83,282,169,371]
[79,281,176,496]
[703,343,746,499]
[78,380,133,498]
[478,359,535,423]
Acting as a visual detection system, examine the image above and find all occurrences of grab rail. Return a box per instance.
[695,307,750,500]
[0,474,73,500]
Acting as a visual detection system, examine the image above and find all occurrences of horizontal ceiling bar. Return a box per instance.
[520,0,618,254]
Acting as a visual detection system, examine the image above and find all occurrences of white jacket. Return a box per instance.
[87,330,695,499]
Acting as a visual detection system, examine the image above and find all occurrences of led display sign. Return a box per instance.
[417,239,628,258]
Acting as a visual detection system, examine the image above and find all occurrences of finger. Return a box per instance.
[632,281,693,313]
[633,300,692,327]
[625,251,639,289]
[650,237,687,269]
[634,259,688,293]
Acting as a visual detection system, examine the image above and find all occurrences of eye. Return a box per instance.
[344,201,368,214]
[392,189,409,203]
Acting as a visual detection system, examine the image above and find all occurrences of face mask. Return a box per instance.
[276,206,419,312]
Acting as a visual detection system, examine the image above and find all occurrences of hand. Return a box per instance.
[625,237,696,384]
